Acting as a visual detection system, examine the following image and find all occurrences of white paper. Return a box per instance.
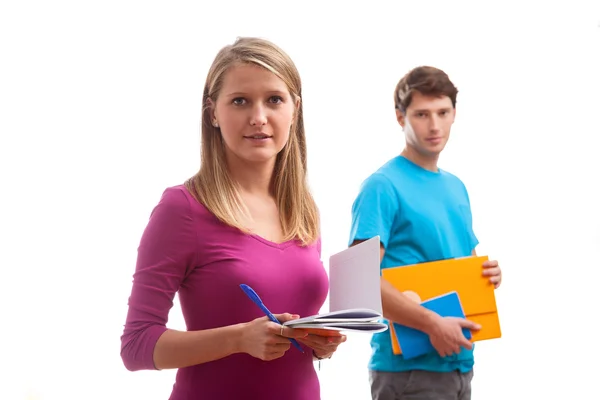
[328,235,383,314]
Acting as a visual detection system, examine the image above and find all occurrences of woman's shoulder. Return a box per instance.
[150,184,217,227]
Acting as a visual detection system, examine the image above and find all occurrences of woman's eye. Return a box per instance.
[232,98,246,105]
[269,96,284,104]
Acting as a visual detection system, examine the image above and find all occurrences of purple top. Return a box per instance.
[120,185,329,399]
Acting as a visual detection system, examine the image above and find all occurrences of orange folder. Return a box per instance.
[381,255,501,355]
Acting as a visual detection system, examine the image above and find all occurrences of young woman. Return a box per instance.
[120,37,345,399]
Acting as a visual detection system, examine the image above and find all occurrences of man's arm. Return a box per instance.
[358,241,479,357]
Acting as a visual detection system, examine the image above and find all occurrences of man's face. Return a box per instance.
[396,91,456,157]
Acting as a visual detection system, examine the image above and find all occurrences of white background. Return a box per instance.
[1,1,599,399]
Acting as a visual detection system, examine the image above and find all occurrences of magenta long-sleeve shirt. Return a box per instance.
[120,185,329,399]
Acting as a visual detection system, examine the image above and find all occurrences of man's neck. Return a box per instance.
[401,146,439,172]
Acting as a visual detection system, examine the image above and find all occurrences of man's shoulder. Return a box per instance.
[362,156,409,186]
[439,168,468,188]
[438,168,474,206]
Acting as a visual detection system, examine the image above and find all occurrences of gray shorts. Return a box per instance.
[369,369,474,400]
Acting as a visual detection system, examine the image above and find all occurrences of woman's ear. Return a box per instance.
[293,96,301,119]
[207,97,219,127]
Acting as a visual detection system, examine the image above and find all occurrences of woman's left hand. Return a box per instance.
[298,333,347,359]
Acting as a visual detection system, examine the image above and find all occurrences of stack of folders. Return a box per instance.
[382,256,502,359]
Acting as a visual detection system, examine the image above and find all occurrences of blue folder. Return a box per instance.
[393,291,472,359]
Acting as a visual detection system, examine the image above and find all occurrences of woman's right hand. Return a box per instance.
[238,313,308,361]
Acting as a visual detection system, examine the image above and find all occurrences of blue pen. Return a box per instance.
[239,284,304,353]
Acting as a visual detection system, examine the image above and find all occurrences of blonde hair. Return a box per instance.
[185,37,319,245]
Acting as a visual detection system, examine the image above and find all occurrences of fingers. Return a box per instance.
[436,341,470,358]
[283,327,309,339]
[482,261,501,287]
[263,348,289,361]
[268,314,308,338]
[258,340,291,360]
[483,268,502,288]
[323,334,347,346]
[482,266,501,276]
[298,334,347,353]
[460,337,473,350]
[438,347,459,358]
[458,320,477,350]
[301,334,347,347]
[252,339,291,361]
[458,319,481,331]
[273,342,291,351]
[451,345,462,355]
[273,313,300,323]
[270,324,308,339]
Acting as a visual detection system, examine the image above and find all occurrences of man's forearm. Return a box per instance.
[381,278,442,334]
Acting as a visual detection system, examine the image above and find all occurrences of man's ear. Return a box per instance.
[395,108,406,129]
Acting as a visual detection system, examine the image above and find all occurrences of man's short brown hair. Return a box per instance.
[394,66,458,113]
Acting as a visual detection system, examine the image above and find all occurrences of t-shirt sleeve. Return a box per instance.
[348,173,399,249]
[120,186,198,371]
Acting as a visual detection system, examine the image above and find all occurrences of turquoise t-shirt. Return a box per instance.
[348,155,479,373]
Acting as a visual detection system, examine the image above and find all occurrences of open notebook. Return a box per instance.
[284,309,387,335]
[283,236,387,335]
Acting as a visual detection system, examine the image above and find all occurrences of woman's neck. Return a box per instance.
[227,153,275,196]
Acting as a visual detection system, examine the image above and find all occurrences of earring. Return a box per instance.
[212,120,219,128]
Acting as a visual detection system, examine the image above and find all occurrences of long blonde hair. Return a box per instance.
[185,37,319,246]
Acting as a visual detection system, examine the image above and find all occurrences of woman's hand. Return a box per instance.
[238,313,309,361]
[298,333,347,359]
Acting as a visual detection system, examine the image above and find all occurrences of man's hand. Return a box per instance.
[427,316,481,358]
[482,259,502,288]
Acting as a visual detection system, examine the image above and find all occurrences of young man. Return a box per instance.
[348,66,502,400]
